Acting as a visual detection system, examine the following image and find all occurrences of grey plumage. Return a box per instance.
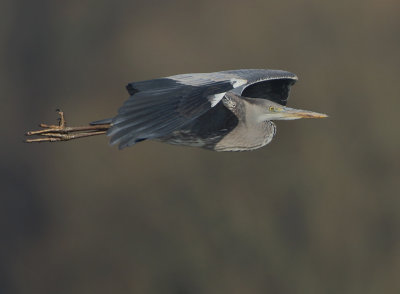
[91,69,327,151]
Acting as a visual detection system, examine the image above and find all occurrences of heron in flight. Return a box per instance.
[25,69,327,151]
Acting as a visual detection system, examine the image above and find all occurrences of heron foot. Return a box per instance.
[25,110,110,143]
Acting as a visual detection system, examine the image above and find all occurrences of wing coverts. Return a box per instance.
[109,77,235,149]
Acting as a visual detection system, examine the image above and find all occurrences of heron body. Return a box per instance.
[91,69,327,151]
[156,93,277,151]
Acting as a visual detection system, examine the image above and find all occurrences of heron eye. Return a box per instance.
[269,106,282,112]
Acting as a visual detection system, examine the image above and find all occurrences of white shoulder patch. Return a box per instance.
[231,78,247,88]
[208,93,226,107]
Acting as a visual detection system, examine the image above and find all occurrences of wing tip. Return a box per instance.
[126,83,139,96]
[90,118,113,125]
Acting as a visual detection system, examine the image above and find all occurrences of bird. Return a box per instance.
[25,69,327,151]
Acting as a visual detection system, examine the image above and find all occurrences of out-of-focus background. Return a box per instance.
[2,0,400,293]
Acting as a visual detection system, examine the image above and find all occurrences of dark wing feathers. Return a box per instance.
[90,118,113,125]
[126,78,177,95]
[108,78,235,149]
[240,78,296,106]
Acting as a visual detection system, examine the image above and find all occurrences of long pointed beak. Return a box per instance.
[282,107,328,119]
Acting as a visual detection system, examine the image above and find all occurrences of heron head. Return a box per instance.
[254,99,328,122]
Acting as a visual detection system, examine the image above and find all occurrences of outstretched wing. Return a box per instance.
[108,73,245,149]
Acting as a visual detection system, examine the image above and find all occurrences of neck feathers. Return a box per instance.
[215,94,276,151]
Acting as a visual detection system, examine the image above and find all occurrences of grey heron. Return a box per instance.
[25,69,327,151]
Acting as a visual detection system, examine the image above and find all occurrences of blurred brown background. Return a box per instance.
[2,0,400,293]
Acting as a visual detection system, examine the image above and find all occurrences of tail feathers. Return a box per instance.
[90,118,113,125]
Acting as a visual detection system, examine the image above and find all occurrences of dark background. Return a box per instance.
[2,0,400,293]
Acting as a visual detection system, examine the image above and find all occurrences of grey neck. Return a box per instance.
[214,94,276,151]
